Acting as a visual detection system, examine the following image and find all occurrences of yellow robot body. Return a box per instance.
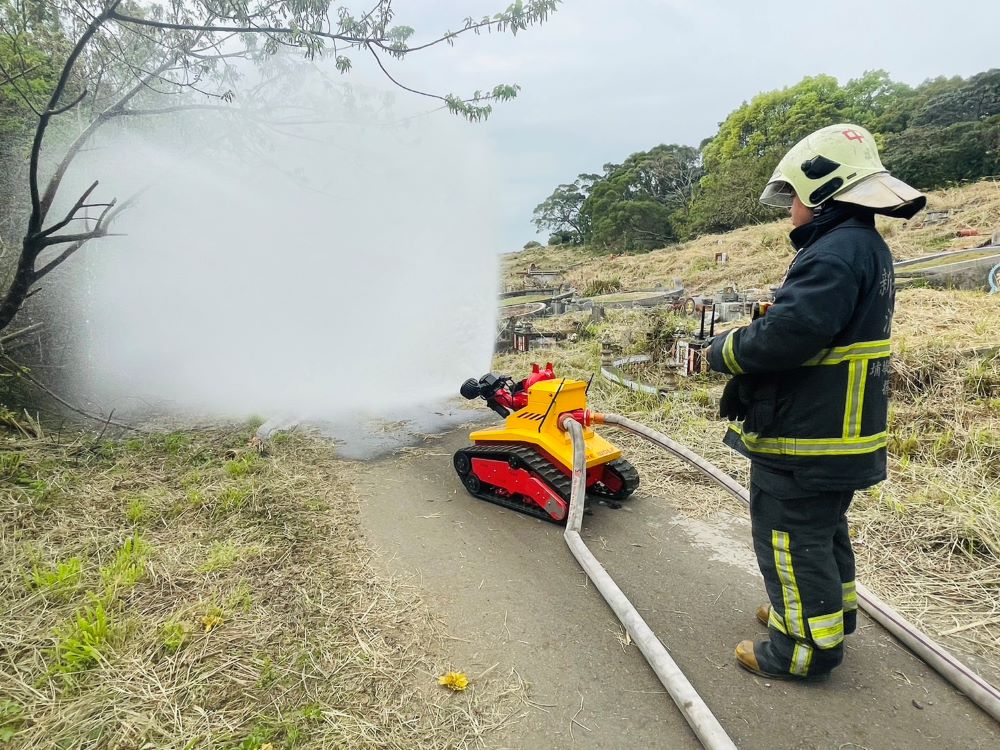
[469,379,620,471]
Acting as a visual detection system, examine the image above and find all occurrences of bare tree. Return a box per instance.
[0,0,558,332]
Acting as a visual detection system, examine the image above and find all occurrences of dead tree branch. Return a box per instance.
[0,354,146,432]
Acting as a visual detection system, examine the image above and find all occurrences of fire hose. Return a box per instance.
[558,412,1000,749]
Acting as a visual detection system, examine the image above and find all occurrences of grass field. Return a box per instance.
[0,422,519,749]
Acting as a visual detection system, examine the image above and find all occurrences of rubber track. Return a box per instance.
[590,458,640,501]
[455,443,572,523]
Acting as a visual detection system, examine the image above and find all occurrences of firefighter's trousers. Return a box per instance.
[749,464,858,677]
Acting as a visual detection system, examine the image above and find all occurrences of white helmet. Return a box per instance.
[760,124,926,219]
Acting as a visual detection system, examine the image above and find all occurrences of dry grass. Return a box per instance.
[885,179,1000,261]
[497,181,1000,677]
[894,287,999,354]
[0,424,522,749]
[506,178,1000,296]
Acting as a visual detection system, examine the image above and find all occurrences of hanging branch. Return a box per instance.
[0,0,557,334]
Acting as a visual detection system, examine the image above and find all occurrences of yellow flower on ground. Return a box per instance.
[437,671,469,691]
[201,613,224,632]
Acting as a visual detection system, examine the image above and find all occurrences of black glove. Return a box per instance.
[719,376,748,421]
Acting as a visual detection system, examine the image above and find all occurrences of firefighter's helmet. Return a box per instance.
[760,124,925,219]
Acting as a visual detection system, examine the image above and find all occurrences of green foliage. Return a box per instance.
[910,69,1000,127]
[226,701,329,750]
[965,358,1000,400]
[0,700,23,742]
[217,483,252,514]
[0,0,559,339]
[100,533,150,592]
[684,68,998,237]
[50,597,116,675]
[160,433,191,454]
[582,145,701,250]
[125,495,150,523]
[185,488,207,508]
[522,240,542,249]
[0,2,66,137]
[690,389,711,408]
[0,451,22,480]
[883,115,1000,190]
[161,619,189,654]
[532,173,599,243]
[180,469,204,487]
[225,453,262,477]
[687,154,781,235]
[645,310,696,360]
[257,656,280,688]
[123,438,145,453]
[2,449,62,507]
[689,73,892,234]
[30,557,83,596]
[300,704,324,723]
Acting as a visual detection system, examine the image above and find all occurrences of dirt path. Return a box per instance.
[357,429,998,750]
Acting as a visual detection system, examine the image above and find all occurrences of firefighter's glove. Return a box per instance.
[719,376,748,421]
[719,377,778,433]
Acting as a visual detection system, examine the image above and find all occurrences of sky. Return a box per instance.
[371,0,999,251]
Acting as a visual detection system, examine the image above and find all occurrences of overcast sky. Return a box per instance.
[374,0,1000,251]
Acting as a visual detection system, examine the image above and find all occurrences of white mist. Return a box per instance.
[56,68,501,425]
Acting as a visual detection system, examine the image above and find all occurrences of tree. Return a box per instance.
[911,69,1000,127]
[580,144,700,251]
[883,115,1000,190]
[684,155,773,236]
[877,69,1000,189]
[688,72,910,235]
[531,172,599,244]
[0,0,557,333]
[841,69,915,134]
[0,1,68,244]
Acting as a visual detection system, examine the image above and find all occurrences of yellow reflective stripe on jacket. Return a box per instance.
[808,611,845,649]
[804,339,891,366]
[790,642,813,677]
[730,425,888,456]
[772,531,805,639]
[843,581,858,612]
[843,360,867,439]
[722,330,744,375]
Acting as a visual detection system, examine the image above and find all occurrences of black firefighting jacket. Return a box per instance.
[708,204,895,491]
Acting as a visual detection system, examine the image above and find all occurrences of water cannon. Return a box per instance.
[459,363,557,419]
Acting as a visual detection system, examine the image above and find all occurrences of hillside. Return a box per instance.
[496,179,1000,676]
[508,180,1000,296]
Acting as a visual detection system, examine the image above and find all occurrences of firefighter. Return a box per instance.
[708,124,926,680]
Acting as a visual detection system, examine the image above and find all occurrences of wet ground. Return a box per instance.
[259,398,489,459]
[356,428,999,750]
